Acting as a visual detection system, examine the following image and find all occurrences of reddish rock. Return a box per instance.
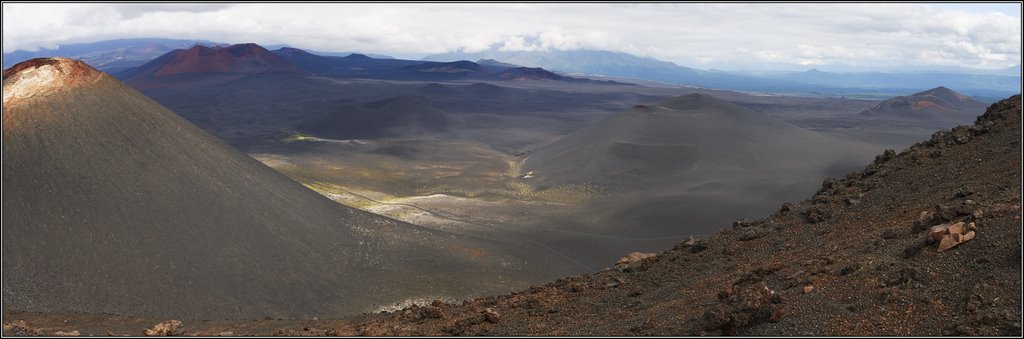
[947,222,966,235]
[937,234,960,252]
[143,320,182,336]
[482,308,500,323]
[929,224,950,242]
[935,221,977,252]
[616,252,656,266]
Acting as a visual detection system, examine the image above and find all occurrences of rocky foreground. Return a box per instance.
[4,95,1021,336]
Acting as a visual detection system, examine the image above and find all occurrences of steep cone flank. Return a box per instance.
[1,58,516,319]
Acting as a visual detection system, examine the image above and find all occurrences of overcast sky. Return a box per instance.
[2,3,1021,71]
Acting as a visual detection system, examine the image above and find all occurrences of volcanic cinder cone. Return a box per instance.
[859,86,988,127]
[1,58,508,319]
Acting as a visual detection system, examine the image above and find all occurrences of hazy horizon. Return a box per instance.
[2,2,1021,73]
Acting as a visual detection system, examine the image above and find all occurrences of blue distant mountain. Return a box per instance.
[260,43,393,59]
[424,48,1021,100]
[270,47,625,85]
[424,48,760,89]
[743,68,1020,101]
[305,50,394,59]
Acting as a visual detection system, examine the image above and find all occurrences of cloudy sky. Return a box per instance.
[2,3,1021,71]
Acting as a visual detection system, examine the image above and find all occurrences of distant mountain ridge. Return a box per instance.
[424,48,1021,99]
[267,45,622,83]
[425,48,744,86]
[425,48,686,75]
[112,42,606,86]
[496,67,565,81]
[114,42,604,85]
[9,38,1017,98]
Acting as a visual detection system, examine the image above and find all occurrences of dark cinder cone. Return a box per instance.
[1,58,507,319]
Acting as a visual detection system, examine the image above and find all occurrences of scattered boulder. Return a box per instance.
[913,210,936,233]
[837,264,859,276]
[616,252,656,268]
[53,330,81,336]
[957,200,980,216]
[902,236,932,258]
[3,320,41,336]
[143,320,182,336]
[929,224,950,241]
[718,284,735,300]
[954,186,974,198]
[218,332,234,336]
[780,202,794,213]
[689,240,709,253]
[935,204,952,220]
[422,306,444,319]
[803,285,814,294]
[696,281,781,335]
[803,206,831,223]
[929,222,977,252]
[880,228,903,240]
[482,308,500,323]
[738,227,771,241]
[874,149,896,164]
[821,177,842,192]
[919,210,935,223]
[935,204,969,221]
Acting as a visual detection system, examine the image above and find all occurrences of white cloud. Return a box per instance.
[2,3,1020,70]
[498,36,539,52]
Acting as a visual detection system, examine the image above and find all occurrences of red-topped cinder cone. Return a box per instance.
[117,43,310,90]
[149,43,309,76]
[858,86,988,126]
[1,58,517,320]
[2,58,104,110]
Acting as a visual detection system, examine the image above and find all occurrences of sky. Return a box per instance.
[2,2,1021,72]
